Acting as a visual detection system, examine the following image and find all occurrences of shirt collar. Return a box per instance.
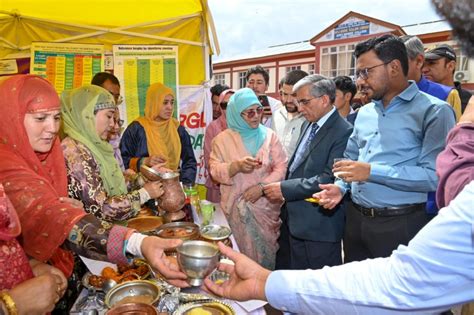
[315,106,336,128]
[373,81,419,109]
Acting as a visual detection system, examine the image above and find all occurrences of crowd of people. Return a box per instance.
[0,0,473,313]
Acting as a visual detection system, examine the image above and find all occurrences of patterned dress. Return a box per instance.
[210,128,287,269]
[62,137,141,222]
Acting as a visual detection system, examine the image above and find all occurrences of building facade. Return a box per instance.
[213,11,473,99]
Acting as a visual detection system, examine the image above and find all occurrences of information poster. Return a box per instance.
[179,86,212,185]
[30,42,104,94]
[113,45,179,125]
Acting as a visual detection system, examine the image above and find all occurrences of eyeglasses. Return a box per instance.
[296,95,323,106]
[241,107,264,118]
[220,102,228,110]
[355,61,391,80]
[113,119,124,127]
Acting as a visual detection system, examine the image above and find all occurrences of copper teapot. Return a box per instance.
[139,165,186,222]
[157,171,185,212]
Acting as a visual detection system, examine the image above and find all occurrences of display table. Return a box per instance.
[70,204,267,314]
[191,203,267,314]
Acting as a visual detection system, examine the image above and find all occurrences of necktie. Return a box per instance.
[289,123,319,174]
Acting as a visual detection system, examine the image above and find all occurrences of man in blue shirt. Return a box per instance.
[315,35,455,262]
[400,35,461,215]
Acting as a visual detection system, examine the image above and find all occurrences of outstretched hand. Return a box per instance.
[203,242,270,302]
[141,236,189,288]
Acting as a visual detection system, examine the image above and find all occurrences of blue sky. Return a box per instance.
[208,0,444,61]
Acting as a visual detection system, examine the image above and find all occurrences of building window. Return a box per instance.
[320,44,356,78]
[308,64,315,75]
[214,73,226,85]
[286,65,301,73]
[454,47,469,71]
[239,71,247,88]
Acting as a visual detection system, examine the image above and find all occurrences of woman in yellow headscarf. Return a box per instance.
[120,83,197,185]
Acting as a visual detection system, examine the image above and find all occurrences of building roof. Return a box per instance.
[310,11,406,44]
[402,20,451,35]
[215,40,314,64]
[214,12,452,65]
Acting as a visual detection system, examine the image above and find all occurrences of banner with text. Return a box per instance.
[113,45,179,126]
[179,86,212,185]
[30,42,104,95]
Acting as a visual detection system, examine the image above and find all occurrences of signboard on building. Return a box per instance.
[334,19,370,39]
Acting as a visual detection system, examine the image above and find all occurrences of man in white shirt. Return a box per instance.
[204,182,474,314]
[333,75,357,124]
[271,70,307,158]
[246,65,282,128]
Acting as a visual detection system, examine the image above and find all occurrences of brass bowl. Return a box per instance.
[127,216,164,234]
[154,222,200,240]
[104,280,160,309]
[106,302,158,314]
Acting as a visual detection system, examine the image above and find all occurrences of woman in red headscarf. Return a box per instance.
[0,183,65,314]
[0,75,187,310]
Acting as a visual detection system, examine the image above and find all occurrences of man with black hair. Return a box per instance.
[271,70,307,157]
[210,83,229,120]
[401,36,462,121]
[246,65,282,128]
[315,34,455,262]
[423,44,472,113]
[91,72,122,105]
[333,76,357,124]
[202,2,474,313]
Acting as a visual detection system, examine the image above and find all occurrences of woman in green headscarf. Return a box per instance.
[61,85,164,222]
[209,88,288,270]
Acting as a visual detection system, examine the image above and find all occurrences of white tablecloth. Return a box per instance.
[191,203,267,315]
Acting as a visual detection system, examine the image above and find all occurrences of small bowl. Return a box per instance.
[104,280,160,309]
[106,302,158,314]
[154,222,200,240]
[200,225,231,241]
[177,240,219,286]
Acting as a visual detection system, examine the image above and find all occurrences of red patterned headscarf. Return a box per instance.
[0,184,34,290]
[0,75,85,276]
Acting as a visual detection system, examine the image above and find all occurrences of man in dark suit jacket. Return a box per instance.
[264,74,353,270]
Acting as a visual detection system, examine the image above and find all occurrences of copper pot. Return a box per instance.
[157,172,185,212]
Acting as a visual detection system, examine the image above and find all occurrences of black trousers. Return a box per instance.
[275,213,342,270]
[343,200,432,263]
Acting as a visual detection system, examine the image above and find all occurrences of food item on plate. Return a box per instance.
[87,260,151,288]
[161,227,193,238]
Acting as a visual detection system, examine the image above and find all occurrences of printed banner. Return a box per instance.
[30,42,104,94]
[179,86,212,185]
[112,45,179,126]
[0,59,18,75]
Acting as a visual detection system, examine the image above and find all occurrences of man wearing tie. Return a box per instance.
[264,75,353,270]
